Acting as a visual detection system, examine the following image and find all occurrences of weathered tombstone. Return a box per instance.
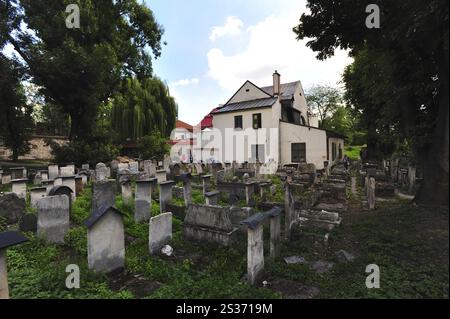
[268,207,282,258]
[242,219,264,285]
[37,195,70,244]
[205,191,220,205]
[159,180,175,214]
[78,171,89,185]
[195,163,203,174]
[11,179,27,199]
[180,173,192,206]
[148,212,172,255]
[33,172,42,185]
[95,163,108,182]
[30,187,47,209]
[54,177,63,186]
[368,177,376,210]
[61,175,76,200]
[259,182,270,201]
[60,165,74,177]
[0,193,25,224]
[408,165,416,194]
[84,205,125,273]
[163,154,171,171]
[134,179,155,222]
[92,180,116,213]
[0,231,28,299]
[41,180,54,194]
[82,164,90,171]
[121,180,133,203]
[1,174,11,185]
[183,204,237,245]
[40,170,49,181]
[129,162,139,175]
[156,169,167,183]
[284,182,295,240]
[143,160,156,177]
[351,176,357,195]
[48,164,59,180]
[245,182,256,206]
[10,167,24,180]
[201,174,212,196]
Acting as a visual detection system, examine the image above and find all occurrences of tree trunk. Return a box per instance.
[414,25,449,206]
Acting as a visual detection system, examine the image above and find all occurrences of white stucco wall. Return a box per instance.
[279,121,328,169]
[327,137,345,165]
[212,108,279,163]
[228,81,271,104]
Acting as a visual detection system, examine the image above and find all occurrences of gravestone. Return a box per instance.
[41,180,54,194]
[143,160,156,177]
[148,212,172,255]
[0,193,25,224]
[180,173,192,206]
[82,164,90,171]
[1,174,11,185]
[121,180,133,203]
[60,166,74,177]
[195,163,203,174]
[10,167,24,180]
[408,165,416,194]
[245,182,256,206]
[129,162,139,175]
[37,195,70,244]
[134,179,155,222]
[48,164,59,180]
[183,204,237,246]
[205,191,220,206]
[351,177,357,195]
[367,177,376,210]
[40,170,49,181]
[30,187,47,209]
[156,169,167,183]
[201,174,212,196]
[11,179,27,199]
[54,177,63,186]
[0,231,28,299]
[92,180,116,213]
[95,163,108,182]
[246,224,264,285]
[61,175,76,200]
[284,182,295,240]
[75,176,84,195]
[159,181,175,214]
[84,205,125,273]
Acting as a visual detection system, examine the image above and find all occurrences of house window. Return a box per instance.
[332,142,337,161]
[234,115,243,129]
[338,144,343,160]
[251,144,265,162]
[291,143,306,163]
[252,113,262,129]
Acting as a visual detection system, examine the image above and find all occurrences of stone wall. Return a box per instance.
[0,135,68,160]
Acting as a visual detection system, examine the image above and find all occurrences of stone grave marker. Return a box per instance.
[84,205,125,273]
[159,180,175,214]
[37,195,70,244]
[48,164,59,180]
[148,212,173,255]
[30,187,47,209]
[11,179,27,199]
[92,180,116,213]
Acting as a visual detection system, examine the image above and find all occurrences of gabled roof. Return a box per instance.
[84,204,123,229]
[213,80,300,115]
[176,120,193,132]
[0,231,28,250]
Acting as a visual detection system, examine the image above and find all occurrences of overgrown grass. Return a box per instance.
[345,145,365,161]
[6,178,449,299]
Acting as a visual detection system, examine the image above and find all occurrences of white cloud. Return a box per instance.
[209,16,244,41]
[171,77,199,87]
[207,9,353,91]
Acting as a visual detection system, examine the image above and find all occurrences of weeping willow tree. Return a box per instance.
[111,77,177,141]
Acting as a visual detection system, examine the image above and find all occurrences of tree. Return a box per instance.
[137,132,170,160]
[110,77,177,142]
[306,85,342,124]
[294,0,449,205]
[0,55,33,160]
[1,0,164,140]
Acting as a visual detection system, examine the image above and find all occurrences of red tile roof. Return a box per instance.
[176,120,193,132]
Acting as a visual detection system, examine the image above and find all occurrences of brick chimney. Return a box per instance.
[272,70,280,96]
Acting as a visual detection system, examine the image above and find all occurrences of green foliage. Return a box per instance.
[0,55,33,160]
[111,77,177,142]
[344,145,364,161]
[65,227,87,256]
[305,85,342,124]
[136,131,170,160]
[1,0,164,139]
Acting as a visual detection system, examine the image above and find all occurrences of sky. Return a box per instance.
[148,0,353,126]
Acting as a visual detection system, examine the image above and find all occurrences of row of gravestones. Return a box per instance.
[0,181,175,299]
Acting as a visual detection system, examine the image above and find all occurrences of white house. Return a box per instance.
[209,71,345,170]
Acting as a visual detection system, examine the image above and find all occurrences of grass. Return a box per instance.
[345,145,365,161]
[5,178,449,299]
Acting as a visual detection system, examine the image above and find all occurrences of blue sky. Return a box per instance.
[148,0,353,126]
